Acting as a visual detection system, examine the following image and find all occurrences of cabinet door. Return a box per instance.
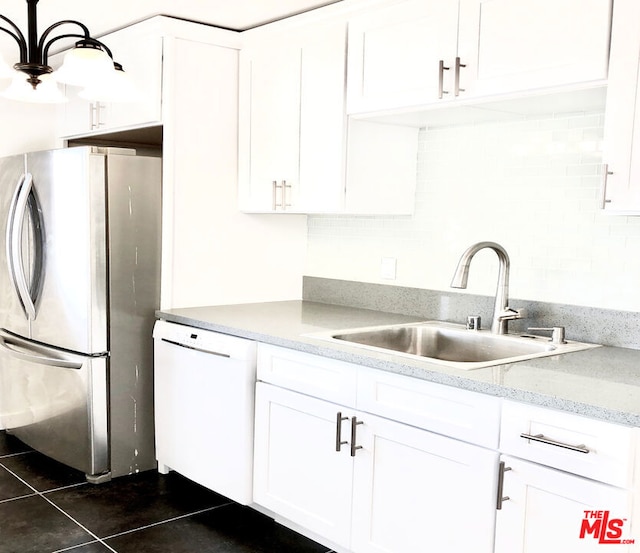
[253,383,353,548]
[458,0,611,98]
[495,456,635,553]
[346,0,460,113]
[602,0,640,213]
[238,42,301,212]
[351,411,498,553]
[239,21,346,213]
[297,21,347,213]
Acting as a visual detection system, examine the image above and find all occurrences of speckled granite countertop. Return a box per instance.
[157,301,640,427]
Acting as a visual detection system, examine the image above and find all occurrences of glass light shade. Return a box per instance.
[2,72,68,104]
[53,44,114,86]
[78,64,140,103]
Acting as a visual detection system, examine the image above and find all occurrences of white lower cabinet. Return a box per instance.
[254,382,498,553]
[253,383,353,547]
[496,400,638,553]
[253,344,500,553]
[350,411,498,553]
[495,456,635,553]
[253,346,638,553]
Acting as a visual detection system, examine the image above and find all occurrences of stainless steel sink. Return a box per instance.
[309,321,599,370]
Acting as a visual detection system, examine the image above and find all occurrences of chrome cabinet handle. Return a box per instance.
[438,60,450,99]
[272,180,279,211]
[350,416,363,457]
[335,412,348,452]
[282,180,292,209]
[520,433,590,454]
[95,102,105,128]
[496,461,512,510]
[90,102,105,129]
[600,163,613,208]
[454,57,466,96]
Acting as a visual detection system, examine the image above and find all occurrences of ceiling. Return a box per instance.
[0,0,342,57]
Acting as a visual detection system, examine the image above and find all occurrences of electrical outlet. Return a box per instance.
[380,257,397,280]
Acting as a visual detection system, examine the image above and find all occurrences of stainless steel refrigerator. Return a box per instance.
[0,146,161,482]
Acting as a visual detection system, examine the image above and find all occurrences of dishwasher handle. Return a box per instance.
[160,338,231,358]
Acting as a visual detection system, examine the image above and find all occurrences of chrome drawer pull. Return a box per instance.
[520,433,590,454]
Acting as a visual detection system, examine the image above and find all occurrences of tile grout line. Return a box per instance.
[0,461,115,552]
[0,460,40,494]
[40,492,118,553]
[0,450,33,460]
[52,539,117,553]
[0,491,38,504]
[99,501,236,542]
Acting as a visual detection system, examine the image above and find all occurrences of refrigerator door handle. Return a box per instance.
[5,173,25,315]
[6,172,37,320]
[0,335,83,370]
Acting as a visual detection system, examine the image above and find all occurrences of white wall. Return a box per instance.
[0,99,58,157]
[306,110,640,312]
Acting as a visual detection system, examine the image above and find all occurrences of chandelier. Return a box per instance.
[0,0,135,103]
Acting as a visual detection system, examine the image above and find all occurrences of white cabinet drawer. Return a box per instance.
[500,400,636,488]
[257,344,358,407]
[357,367,501,448]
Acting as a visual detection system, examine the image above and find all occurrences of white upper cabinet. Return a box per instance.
[459,0,611,98]
[238,17,417,215]
[238,21,347,213]
[347,0,612,114]
[347,0,459,113]
[602,0,640,214]
[59,25,163,137]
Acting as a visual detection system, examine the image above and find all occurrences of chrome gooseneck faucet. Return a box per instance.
[450,241,523,335]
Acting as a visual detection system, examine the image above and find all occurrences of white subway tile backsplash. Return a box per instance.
[306,111,640,311]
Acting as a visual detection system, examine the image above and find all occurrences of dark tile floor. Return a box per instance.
[0,431,333,553]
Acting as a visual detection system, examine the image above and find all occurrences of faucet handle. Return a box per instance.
[498,308,526,321]
[527,326,566,344]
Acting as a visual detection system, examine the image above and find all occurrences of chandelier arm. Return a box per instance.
[37,19,91,60]
[40,32,86,65]
[0,16,27,61]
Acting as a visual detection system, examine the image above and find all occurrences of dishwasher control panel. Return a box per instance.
[153,319,255,359]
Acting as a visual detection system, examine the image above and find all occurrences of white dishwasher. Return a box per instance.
[153,320,257,504]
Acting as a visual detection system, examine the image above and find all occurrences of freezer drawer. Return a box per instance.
[0,330,108,478]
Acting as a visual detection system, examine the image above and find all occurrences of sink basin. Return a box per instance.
[309,321,599,370]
